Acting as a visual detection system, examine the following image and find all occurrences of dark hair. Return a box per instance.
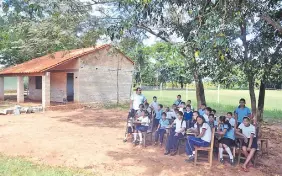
[166,107,170,111]
[196,115,206,134]
[209,114,215,118]
[211,109,216,114]
[153,96,157,99]
[193,111,200,116]
[159,104,163,108]
[181,102,185,105]
[243,116,250,121]
[186,105,191,108]
[227,112,233,116]
[239,98,246,103]
[219,116,232,131]
[205,107,212,113]
[187,100,191,102]
[201,103,206,107]
[178,111,184,116]
[145,102,149,106]
[139,104,144,108]
[172,104,177,106]
[177,95,181,98]
[175,109,179,113]
[144,111,149,116]
[162,112,167,116]
[136,87,142,91]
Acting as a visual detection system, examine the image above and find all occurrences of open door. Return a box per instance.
[66,73,74,102]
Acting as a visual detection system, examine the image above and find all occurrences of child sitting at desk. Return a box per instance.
[164,111,186,156]
[185,115,212,162]
[133,111,151,145]
[217,116,235,165]
[154,112,170,146]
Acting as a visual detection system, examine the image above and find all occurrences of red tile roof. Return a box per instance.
[0,44,134,75]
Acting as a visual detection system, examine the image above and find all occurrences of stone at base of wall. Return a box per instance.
[0,105,43,115]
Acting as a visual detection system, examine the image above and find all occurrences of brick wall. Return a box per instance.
[78,47,134,103]
[28,76,42,101]
[50,72,67,102]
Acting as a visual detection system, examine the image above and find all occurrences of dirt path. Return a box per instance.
[0,109,278,176]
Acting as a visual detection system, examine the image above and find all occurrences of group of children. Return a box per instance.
[125,95,257,172]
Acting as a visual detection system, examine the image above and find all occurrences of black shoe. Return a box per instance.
[123,139,127,143]
[230,159,235,166]
[220,158,224,164]
[164,151,170,155]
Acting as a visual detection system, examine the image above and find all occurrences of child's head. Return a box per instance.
[211,109,216,115]
[140,110,145,116]
[201,103,206,110]
[162,112,167,120]
[243,116,251,126]
[174,108,179,114]
[139,104,144,110]
[145,102,149,109]
[193,111,200,120]
[177,95,181,100]
[180,102,185,108]
[219,116,226,123]
[239,98,246,107]
[208,114,215,122]
[172,104,177,109]
[227,112,233,119]
[205,107,212,115]
[177,111,183,120]
[196,115,205,125]
[136,87,142,95]
[153,96,157,102]
[158,104,163,110]
[187,100,191,105]
[165,107,170,112]
[186,105,191,111]
[144,110,149,117]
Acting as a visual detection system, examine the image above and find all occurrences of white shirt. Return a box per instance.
[166,110,176,119]
[203,114,209,122]
[149,101,159,112]
[195,123,212,143]
[131,93,146,110]
[174,118,186,135]
[179,108,184,113]
[229,118,236,127]
[138,116,150,126]
[238,123,256,138]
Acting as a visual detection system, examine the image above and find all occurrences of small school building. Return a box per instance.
[0,44,134,108]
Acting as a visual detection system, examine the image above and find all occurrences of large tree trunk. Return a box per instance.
[257,78,266,122]
[248,75,257,120]
[194,72,206,109]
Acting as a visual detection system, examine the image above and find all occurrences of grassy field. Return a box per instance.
[143,89,282,120]
[0,155,93,176]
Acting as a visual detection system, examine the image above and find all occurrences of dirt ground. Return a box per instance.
[0,108,281,176]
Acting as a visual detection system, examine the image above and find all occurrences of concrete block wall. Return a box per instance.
[78,47,134,103]
[50,72,67,102]
[28,76,42,101]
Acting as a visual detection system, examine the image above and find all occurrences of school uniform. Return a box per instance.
[185,123,211,156]
[166,118,186,152]
[136,116,150,132]
[149,101,159,112]
[155,119,170,143]
[154,109,163,127]
[203,114,210,122]
[218,124,235,147]
[228,118,236,128]
[198,109,205,116]
[238,123,258,149]
[174,100,182,106]
[234,106,251,125]
[184,111,193,128]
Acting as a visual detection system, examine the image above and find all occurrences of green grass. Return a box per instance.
[0,155,94,176]
[143,89,282,120]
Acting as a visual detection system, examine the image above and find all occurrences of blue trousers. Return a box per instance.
[165,130,184,151]
[155,128,166,143]
[185,136,210,155]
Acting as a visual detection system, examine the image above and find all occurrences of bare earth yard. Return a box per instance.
[0,109,281,176]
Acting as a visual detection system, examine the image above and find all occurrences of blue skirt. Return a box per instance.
[136,125,148,132]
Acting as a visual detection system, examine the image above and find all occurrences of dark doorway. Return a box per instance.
[66,73,74,102]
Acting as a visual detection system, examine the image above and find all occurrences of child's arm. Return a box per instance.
[248,134,254,150]
[218,128,227,136]
[196,128,206,138]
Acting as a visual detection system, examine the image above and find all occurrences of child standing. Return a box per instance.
[185,115,212,161]
[154,112,170,146]
[234,98,252,127]
[149,96,159,113]
[154,104,163,128]
[133,111,151,145]
[237,117,258,172]
[184,105,193,128]
[203,107,211,122]
[186,100,194,111]
[164,111,186,156]
[198,103,206,116]
[218,116,235,165]
[174,95,182,107]
[227,112,236,128]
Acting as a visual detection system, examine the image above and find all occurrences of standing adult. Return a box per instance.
[129,87,147,117]
[234,98,251,127]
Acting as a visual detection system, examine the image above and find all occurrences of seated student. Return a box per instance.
[133,111,151,145]
[208,114,218,128]
[174,95,182,107]
[236,117,258,172]
[198,103,206,116]
[145,102,152,114]
[135,104,145,119]
[227,112,236,128]
[185,115,212,161]
[184,105,193,128]
[192,111,199,126]
[165,107,170,113]
[211,109,217,119]
[164,111,186,156]
[154,104,163,128]
[154,112,170,146]
[186,100,194,111]
[217,116,235,165]
[203,107,211,122]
